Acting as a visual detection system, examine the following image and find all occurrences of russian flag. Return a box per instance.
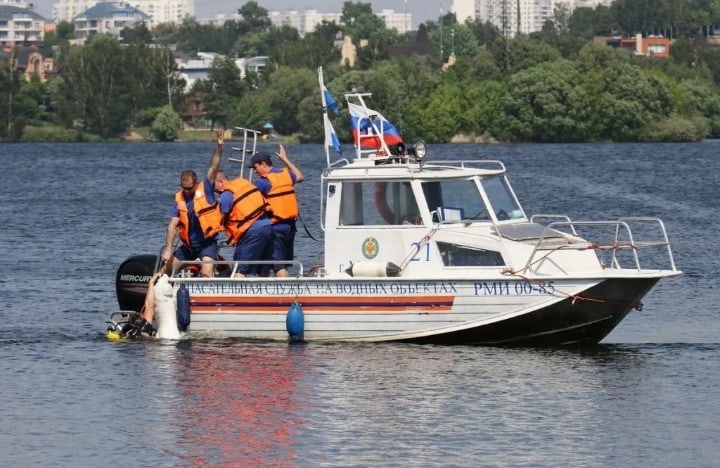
[348,102,404,149]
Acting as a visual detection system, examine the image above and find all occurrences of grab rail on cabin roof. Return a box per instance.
[324,159,507,178]
[519,217,678,275]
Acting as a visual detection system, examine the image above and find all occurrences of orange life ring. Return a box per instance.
[374,182,394,224]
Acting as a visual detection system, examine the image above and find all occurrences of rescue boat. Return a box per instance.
[109,71,681,346]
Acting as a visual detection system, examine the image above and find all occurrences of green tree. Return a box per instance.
[14,75,47,125]
[428,23,480,62]
[233,31,271,57]
[679,78,720,134]
[193,56,246,129]
[152,22,179,46]
[229,93,274,132]
[120,22,153,44]
[465,80,506,138]
[237,1,272,32]
[467,20,503,48]
[341,1,386,43]
[271,22,340,68]
[597,64,673,140]
[407,80,464,141]
[568,6,616,38]
[356,27,399,69]
[151,105,181,141]
[670,36,696,66]
[172,18,232,54]
[506,36,563,72]
[576,41,630,73]
[574,43,675,141]
[697,47,720,85]
[501,59,593,142]
[42,20,75,48]
[124,45,185,124]
[0,50,25,140]
[610,0,665,34]
[259,67,316,135]
[57,36,134,137]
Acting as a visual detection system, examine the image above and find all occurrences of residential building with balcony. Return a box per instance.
[0,2,47,46]
[73,2,150,42]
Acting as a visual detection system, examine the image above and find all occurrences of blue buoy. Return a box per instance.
[286,302,304,342]
[176,283,191,332]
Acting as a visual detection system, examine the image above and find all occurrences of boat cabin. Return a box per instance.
[320,152,534,278]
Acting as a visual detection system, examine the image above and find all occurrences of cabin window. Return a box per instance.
[437,241,505,267]
[340,181,419,226]
[479,176,523,220]
[421,180,489,222]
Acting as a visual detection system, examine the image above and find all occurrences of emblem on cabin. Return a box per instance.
[362,237,379,259]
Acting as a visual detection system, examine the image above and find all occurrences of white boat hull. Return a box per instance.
[164,274,668,345]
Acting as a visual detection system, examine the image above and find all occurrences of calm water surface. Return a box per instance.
[1,142,718,466]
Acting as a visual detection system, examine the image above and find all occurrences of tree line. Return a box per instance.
[2,0,720,143]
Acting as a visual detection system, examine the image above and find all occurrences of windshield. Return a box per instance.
[420,176,524,223]
[480,176,524,221]
[421,179,489,222]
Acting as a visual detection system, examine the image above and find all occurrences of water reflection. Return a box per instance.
[144,340,311,465]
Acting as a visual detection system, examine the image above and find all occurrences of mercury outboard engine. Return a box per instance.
[115,254,158,312]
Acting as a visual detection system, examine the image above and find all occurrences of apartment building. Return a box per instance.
[453,0,613,36]
[53,0,193,24]
[205,8,412,36]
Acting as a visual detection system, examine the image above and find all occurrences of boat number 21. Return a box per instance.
[410,242,430,262]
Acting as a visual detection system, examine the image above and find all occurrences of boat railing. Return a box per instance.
[530,214,578,235]
[432,160,507,172]
[228,127,261,179]
[170,259,305,280]
[324,159,507,178]
[521,217,678,274]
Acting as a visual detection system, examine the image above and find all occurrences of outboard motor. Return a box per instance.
[115,254,158,312]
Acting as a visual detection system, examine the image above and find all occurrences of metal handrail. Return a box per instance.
[229,127,261,180]
[520,217,677,274]
[324,159,507,178]
[171,259,305,279]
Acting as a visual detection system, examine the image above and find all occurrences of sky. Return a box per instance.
[28,1,448,28]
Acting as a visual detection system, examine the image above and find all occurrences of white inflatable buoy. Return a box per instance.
[154,275,181,339]
[345,261,401,277]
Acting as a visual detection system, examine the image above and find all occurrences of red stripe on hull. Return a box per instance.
[190,296,455,313]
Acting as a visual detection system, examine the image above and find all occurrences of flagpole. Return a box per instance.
[318,66,331,167]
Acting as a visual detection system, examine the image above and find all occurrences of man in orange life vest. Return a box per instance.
[160,130,224,278]
[136,131,223,332]
[214,171,273,277]
[248,144,304,277]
